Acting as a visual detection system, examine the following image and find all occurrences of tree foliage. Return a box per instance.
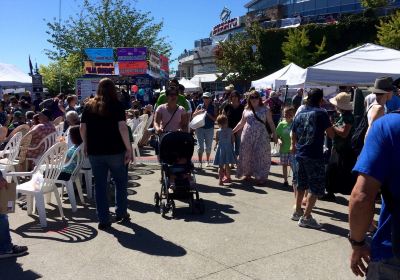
[282,28,312,67]
[360,0,388,8]
[215,24,264,84]
[377,10,400,49]
[40,53,83,95]
[46,0,171,60]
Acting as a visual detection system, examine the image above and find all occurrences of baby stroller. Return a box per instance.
[153,131,205,217]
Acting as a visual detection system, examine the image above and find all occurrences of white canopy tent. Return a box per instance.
[305,43,400,86]
[0,63,32,88]
[178,77,202,92]
[251,63,306,90]
[190,73,222,86]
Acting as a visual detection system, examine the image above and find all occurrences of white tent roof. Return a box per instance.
[190,73,222,86]
[0,63,32,87]
[179,78,202,92]
[251,63,306,89]
[305,43,400,86]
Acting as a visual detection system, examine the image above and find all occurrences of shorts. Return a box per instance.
[293,157,325,197]
[366,258,400,280]
[280,153,293,166]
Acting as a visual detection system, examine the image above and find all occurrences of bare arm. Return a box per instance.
[266,109,277,143]
[233,112,247,134]
[180,113,189,133]
[80,123,87,156]
[333,123,352,138]
[290,131,297,154]
[325,126,335,139]
[365,106,384,139]
[192,107,204,117]
[153,110,163,133]
[118,121,133,164]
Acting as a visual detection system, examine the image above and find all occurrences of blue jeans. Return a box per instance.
[89,153,128,224]
[233,131,241,158]
[367,258,400,279]
[0,214,12,253]
[196,128,214,154]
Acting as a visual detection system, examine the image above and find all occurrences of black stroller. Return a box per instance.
[153,131,205,217]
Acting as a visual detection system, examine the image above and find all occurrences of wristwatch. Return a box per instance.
[347,233,366,247]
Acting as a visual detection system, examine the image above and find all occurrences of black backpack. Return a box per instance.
[351,105,373,155]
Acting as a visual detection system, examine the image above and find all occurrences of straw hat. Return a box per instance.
[329,92,353,111]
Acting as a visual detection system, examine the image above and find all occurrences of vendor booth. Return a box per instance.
[251,63,306,90]
[305,43,400,86]
[0,62,32,90]
[178,78,202,93]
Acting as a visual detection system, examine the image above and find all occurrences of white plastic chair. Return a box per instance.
[0,132,23,182]
[8,142,68,227]
[26,132,57,166]
[131,120,146,165]
[79,158,93,199]
[55,144,85,212]
[55,123,65,138]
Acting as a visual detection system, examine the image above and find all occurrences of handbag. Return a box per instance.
[189,112,207,130]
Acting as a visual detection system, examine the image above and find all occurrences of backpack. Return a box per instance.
[351,105,373,155]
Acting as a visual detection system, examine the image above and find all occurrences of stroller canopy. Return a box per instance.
[159,131,194,164]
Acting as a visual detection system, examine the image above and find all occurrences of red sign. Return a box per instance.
[160,55,169,74]
[212,17,240,36]
[119,61,148,76]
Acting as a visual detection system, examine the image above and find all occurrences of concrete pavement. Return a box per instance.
[1,157,359,280]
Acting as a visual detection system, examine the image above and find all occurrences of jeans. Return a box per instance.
[89,153,128,224]
[0,214,12,253]
[196,128,214,154]
[233,131,241,158]
[367,258,400,280]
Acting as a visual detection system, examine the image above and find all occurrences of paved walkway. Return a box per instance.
[1,153,359,279]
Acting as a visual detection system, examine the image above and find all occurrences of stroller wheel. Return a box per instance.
[154,192,160,207]
[160,201,168,217]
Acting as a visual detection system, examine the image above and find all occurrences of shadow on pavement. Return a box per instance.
[313,206,348,223]
[229,182,268,194]
[12,220,98,243]
[0,259,42,280]
[173,199,238,224]
[108,222,187,257]
[320,223,348,237]
[196,183,235,197]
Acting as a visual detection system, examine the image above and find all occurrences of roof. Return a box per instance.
[190,73,222,85]
[244,0,262,9]
[0,63,32,87]
[305,43,400,86]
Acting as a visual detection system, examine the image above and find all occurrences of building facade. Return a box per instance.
[245,0,400,21]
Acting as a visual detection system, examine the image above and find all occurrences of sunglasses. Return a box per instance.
[249,95,259,100]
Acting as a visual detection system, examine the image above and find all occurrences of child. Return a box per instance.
[213,114,236,185]
[57,126,83,181]
[276,106,295,187]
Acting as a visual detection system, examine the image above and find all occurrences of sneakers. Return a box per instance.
[283,181,289,188]
[298,216,322,229]
[291,210,303,221]
[115,213,131,223]
[98,222,112,231]
[0,245,28,259]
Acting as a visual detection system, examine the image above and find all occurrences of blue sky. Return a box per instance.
[0,0,247,73]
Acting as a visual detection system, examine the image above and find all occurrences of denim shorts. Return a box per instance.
[293,157,325,197]
[366,258,400,280]
[280,153,293,166]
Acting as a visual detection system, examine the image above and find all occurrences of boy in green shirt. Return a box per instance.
[276,107,295,187]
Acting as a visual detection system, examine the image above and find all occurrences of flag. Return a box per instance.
[28,55,33,76]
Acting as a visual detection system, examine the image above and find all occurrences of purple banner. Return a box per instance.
[117,47,147,61]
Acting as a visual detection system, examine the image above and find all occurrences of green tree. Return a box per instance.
[282,28,312,67]
[40,53,83,94]
[361,0,388,8]
[215,29,263,84]
[46,0,171,60]
[312,35,327,64]
[377,10,400,49]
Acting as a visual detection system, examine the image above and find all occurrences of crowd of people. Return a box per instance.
[0,76,398,279]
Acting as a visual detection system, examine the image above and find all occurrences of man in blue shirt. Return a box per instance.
[350,113,400,278]
[291,88,334,228]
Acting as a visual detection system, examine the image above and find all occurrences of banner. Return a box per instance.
[84,61,115,75]
[149,51,160,69]
[160,55,169,74]
[84,48,114,62]
[117,47,147,61]
[119,61,148,76]
[76,78,101,100]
